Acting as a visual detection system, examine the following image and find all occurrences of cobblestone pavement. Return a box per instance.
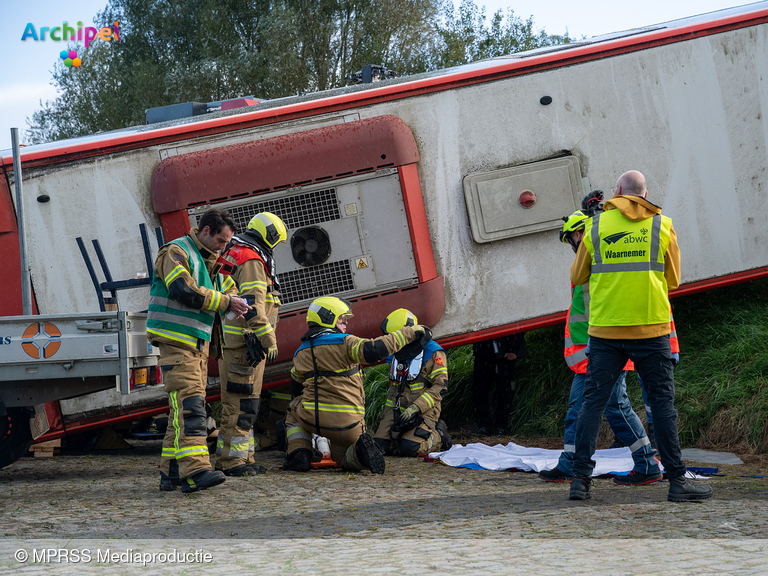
[1,439,767,574]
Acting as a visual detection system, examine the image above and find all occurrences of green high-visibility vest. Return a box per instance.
[583,209,672,327]
[147,236,223,347]
[568,283,590,345]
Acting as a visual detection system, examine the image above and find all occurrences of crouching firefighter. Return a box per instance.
[147,208,250,493]
[216,212,287,476]
[373,309,452,456]
[283,297,431,474]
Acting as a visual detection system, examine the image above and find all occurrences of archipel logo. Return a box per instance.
[61,50,81,68]
[21,21,120,48]
[21,322,62,359]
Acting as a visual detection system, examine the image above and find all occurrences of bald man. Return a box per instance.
[567,170,712,503]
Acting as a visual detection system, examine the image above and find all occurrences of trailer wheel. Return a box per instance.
[0,408,33,469]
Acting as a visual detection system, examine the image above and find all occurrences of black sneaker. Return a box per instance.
[159,472,181,492]
[667,476,713,502]
[569,477,592,500]
[223,463,266,476]
[539,467,572,483]
[613,470,663,486]
[436,420,452,451]
[355,433,385,474]
[283,448,312,472]
[181,470,226,494]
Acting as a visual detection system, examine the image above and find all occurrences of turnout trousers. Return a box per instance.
[284,397,368,471]
[373,409,440,457]
[254,386,292,451]
[158,342,212,479]
[216,347,264,470]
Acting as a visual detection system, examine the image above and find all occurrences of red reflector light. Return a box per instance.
[519,190,536,208]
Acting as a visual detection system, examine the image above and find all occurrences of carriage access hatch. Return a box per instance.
[463,156,583,243]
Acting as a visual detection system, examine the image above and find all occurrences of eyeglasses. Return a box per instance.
[610,186,618,195]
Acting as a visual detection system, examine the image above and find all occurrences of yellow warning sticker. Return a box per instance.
[356,258,368,269]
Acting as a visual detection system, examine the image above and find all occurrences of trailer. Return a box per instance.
[0,311,158,467]
[2,3,767,462]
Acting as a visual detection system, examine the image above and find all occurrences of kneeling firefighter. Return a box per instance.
[283,297,431,473]
[373,309,452,456]
[217,212,287,476]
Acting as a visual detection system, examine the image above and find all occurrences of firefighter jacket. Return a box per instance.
[147,228,237,351]
[289,326,419,427]
[571,195,681,339]
[220,238,281,349]
[385,340,447,422]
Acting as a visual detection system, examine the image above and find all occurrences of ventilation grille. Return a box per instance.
[277,260,354,304]
[191,188,341,232]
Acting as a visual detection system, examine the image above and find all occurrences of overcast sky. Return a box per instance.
[1,0,759,150]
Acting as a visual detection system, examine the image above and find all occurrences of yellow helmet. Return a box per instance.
[559,210,589,244]
[307,296,353,328]
[247,212,287,249]
[380,308,418,334]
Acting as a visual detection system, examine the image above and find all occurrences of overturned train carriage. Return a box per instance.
[2,3,768,433]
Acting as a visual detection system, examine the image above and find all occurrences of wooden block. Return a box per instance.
[33,451,54,458]
[32,439,61,448]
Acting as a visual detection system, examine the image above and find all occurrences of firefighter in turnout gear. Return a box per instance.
[147,208,250,493]
[373,309,451,456]
[216,212,287,476]
[283,297,430,474]
[253,386,292,451]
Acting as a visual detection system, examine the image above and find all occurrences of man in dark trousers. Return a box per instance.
[472,334,527,436]
[569,170,712,502]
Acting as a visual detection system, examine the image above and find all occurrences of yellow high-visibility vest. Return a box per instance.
[583,209,672,327]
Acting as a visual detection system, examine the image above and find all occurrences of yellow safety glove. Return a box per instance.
[400,403,421,421]
[266,344,278,362]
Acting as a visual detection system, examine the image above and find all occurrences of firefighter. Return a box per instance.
[539,209,661,484]
[147,208,250,493]
[283,297,430,473]
[373,308,451,456]
[253,386,292,451]
[216,212,287,476]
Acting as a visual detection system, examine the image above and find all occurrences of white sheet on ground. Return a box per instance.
[428,441,665,477]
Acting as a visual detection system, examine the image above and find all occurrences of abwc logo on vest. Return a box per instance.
[21,21,120,68]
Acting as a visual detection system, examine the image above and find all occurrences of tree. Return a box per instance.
[26,0,572,144]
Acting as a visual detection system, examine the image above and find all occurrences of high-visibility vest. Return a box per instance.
[563,284,635,373]
[147,236,222,347]
[583,209,672,328]
[564,283,589,373]
[670,308,679,353]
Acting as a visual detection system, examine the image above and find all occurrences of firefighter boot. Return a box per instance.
[355,433,386,475]
[283,448,312,472]
[159,460,182,492]
[181,469,226,493]
[224,463,267,477]
[436,419,452,451]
